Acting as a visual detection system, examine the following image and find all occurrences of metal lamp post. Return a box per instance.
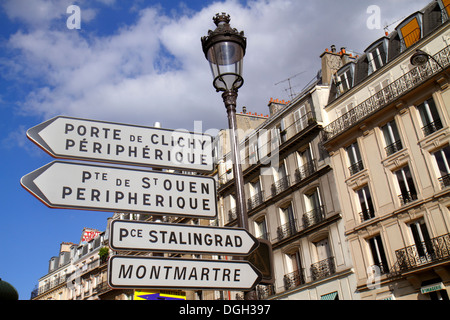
[201,13,249,231]
[410,49,450,78]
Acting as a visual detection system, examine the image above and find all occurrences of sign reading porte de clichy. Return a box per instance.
[27,116,214,172]
[20,161,217,219]
[110,220,259,256]
[108,256,262,291]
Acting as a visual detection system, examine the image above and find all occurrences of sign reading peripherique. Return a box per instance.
[27,116,214,172]
[20,161,217,219]
[108,256,262,291]
[109,220,259,256]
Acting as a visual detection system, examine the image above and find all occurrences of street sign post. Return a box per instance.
[27,116,214,172]
[108,256,262,291]
[109,220,259,256]
[20,161,217,219]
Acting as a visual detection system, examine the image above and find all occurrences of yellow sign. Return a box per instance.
[134,290,186,300]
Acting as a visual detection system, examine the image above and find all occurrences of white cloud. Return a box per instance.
[2,0,432,133]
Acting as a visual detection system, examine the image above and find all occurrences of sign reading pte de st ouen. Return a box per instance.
[110,220,259,256]
[108,256,262,291]
[27,116,214,172]
[20,161,217,219]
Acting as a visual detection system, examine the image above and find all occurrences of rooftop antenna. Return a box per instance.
[275,71,306,100]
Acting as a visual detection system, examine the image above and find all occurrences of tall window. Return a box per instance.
[278,204,296,240]
[284,251,304,289]
[294,105,308,132]
[417,98,443,136]
[433,145,450,188]
[295,147,315,182]
[408,219,433,259]
[337,68,353,94]
[357,186,375,222]
[394,166,418,205]
[368,235,389,274]
[368,44,386,74]
[347,142,364,175]
[254,216,268,240]
[382,120,403,156]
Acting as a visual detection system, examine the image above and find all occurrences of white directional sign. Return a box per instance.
[20,161,217,219]
[27,116,214,172]
[108,256,262,290]
[109,220,259,256]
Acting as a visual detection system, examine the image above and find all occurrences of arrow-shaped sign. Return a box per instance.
[27,116,214,172]
[109,220,259,256]
[20,161,217,219]
[108,256,262,291]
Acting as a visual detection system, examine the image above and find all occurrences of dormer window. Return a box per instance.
[335,64,354,95]
[396,13,423,50]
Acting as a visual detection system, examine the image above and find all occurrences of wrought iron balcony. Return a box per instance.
[385,140,403,156]
[323,44,450,142]
[348,160,364,176]
[310,256,336,281]
[294,160,316,183]
[283,269,306,291]
[395,233,450,272]
[277,220,297,241]
[256,284,276,299]
[398,191,418,205]
[439,173,450,188]
[247,191,264,210]
[422,119,443,136]
[359,208,375,223]
[228,207,237,222]
[302,205,326,229]
[271,176,290,196]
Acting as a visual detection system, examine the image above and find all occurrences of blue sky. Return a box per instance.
[0,0,430,300]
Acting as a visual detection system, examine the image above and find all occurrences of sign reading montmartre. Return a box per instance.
[27,116,214,172]
[109,220,259,256]
[108,256,262,291]
[21,161,217,219]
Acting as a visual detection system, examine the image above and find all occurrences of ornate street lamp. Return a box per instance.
[201,13,248,230]
[410,49,450,78]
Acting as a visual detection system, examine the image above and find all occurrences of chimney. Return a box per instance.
[242,106,247,114]
[320,45,342,85]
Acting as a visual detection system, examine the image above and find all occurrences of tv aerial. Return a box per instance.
[275,71,306,100]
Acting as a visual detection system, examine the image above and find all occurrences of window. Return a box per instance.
[248,179,263,209]
[417,98,443,136]
[311,238,335,281]
[394,166,418,205]
[303,188,325,228]
[284,251,304,289]
[368,44,386,74]
[368,235,389,274]
[272,161,289,195]
[347,142,364,175]
[278,204,296,240]
[254,216,268,240]
[433,145,450,188]
[248,139,259,164]
[400,17,421,48]
[295,147,315,182]
[408,219,433,259]
[294,105,308,132]
[357,186,375,222]
[382,120,402,156]
[337,68,353,94]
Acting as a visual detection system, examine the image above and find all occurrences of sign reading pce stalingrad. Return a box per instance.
[27,116,214,172]
[21,161,217,219]
[110,220,259,256]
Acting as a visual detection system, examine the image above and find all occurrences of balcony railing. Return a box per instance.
[422,119,443,136]
[277,220,297,241]
[359,208,375,223]
[385,140,403,156]
[271,176,290,196]
[310,257,336,281]
[395,233,450,272]
[294,160,316,183]
[247,191,265,210]
[256,284,276,299]
[398,191,418,205]
[228,207,237,222]
[323,44,450,142]
[283,269,306,291]
[348,160,364,176]
[302,206,326,229]
[439,173,450,188]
